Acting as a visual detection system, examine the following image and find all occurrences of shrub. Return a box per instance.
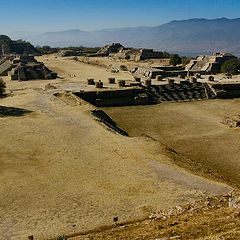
[120,65,128,71]
[72,56,78,61]
[57,236,67,240]
[181,56,191,66]
[0,78,6,96]
[170,54,182,66]
[221,59,240,75]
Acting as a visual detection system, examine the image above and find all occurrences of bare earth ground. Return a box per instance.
[71,195,240,240]
[0,55,236,240]
[76,56,170,69]
[104,99,240,188]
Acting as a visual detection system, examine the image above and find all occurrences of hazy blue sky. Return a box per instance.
[1,0,240,34]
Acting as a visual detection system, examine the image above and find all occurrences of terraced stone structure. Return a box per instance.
[132,66,186,79]
[149,82,216,103]
[75,77,240,107]
[135,49,168,61]
[96,43,169,61]
[0,55,57,81]
[96,43,124,56]
[211,83,240,98]
[186,52,237,74]
[0,58,12,76]
[111,47,169,61]
[74,88,149,107]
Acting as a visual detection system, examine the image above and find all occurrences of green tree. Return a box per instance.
[221,59,240,75]
[36,45,59,55]
[170,54,182,66]
[181,56,192,66]
[0,78,6,97]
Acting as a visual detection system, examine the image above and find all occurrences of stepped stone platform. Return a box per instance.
[149,82,216,103]
[0,55,57,80]
[73,88,149,107]
[73,81,240,107]
[186,53,237,74]
[211,83,240,98]
[73,82,219,107]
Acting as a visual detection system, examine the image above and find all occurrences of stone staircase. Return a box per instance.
[150,82,214,103]
[190,58,210,71]
[203,83,216,99]
[0,60,12,76]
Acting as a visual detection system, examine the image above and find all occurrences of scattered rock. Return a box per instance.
[155,236,181,240]
[229,196,240,209]
[45,83,57,90]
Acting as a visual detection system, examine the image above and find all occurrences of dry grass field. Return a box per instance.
[104,99,240,187]
[0,55,236,240]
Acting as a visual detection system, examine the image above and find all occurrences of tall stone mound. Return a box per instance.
[96,43,124,56]
[0,35,40,56]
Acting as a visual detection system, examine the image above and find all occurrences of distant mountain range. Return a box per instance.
[8,18,240,55]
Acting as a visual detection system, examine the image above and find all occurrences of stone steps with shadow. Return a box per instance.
[150,83,209,102]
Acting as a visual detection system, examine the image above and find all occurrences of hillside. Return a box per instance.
[26,18,240,55]
[0,35,40,55]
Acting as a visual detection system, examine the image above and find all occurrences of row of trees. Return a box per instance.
[169,54,182,66]
[36,45,101,55]
[169,54,192,66]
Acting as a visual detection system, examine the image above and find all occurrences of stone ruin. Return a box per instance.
[186,52,237,74]
[0,55,57,81]
[111,47,168,61]
[223,115,240,128]
[149,81,216,103]
[57,49,82,57]
[74,88,149,107]
[56,42,168,62]
[96,43,124,56]
[135,49,168,61]
[211,83,240,98]
[112,48,140,61]
[132,65,186,79]
[132,66,164,79]
[96,43,169,61]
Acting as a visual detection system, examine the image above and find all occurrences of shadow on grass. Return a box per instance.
[0,106,32,117]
